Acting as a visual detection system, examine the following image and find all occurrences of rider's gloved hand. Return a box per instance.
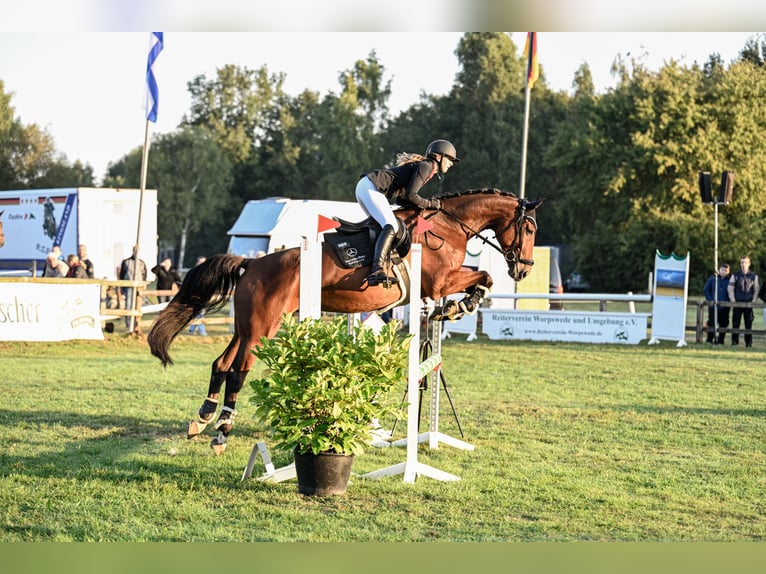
[428,198,442,210]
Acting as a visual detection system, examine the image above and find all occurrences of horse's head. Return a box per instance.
[495,197,545,281]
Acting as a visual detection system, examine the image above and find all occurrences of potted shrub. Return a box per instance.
[249,313,410,495]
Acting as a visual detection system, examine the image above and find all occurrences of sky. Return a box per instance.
[0,31,759,184]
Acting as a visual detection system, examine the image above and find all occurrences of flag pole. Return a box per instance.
[518,32,538,200]
[519,82,532,200]
[129,32,163,333]
[129,119,151,332]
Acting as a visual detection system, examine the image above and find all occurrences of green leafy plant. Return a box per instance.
[249,313,410,456]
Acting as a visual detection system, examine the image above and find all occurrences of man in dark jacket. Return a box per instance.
[151,257,182,303]
[727,255,760,347]
[703,263,731,344]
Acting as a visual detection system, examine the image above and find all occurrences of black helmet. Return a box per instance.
[426,139,460,163]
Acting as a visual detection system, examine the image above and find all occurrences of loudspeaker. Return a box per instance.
[698,171,713,204]
[719,171,734,204]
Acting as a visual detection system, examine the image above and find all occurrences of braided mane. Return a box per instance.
[436,188,518,200]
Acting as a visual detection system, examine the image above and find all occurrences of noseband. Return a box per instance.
[503,199,537,269]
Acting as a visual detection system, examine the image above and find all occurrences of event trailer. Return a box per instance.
[0,187,158,280]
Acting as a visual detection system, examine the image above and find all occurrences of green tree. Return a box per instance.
[104,127,233,267]
[549,45,766,293]
[0,80,94,189]
[184,64,287,164]
[150,127,233,267]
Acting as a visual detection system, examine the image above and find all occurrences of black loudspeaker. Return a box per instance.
[698,171,713,204]
[719,171,734,204]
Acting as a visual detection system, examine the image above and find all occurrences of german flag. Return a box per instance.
[524,32,539,89]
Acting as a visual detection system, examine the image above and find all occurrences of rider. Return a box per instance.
[355,139,460,287]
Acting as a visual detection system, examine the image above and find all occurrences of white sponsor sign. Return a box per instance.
[0,282,103,341]
[480,309,649,344]
[649,251,690,346]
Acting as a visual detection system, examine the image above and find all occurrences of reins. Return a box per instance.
[428,198,537,267]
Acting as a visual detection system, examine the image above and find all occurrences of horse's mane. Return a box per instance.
[436,187,518,200]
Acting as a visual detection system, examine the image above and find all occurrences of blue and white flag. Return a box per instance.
[145,32,164,123]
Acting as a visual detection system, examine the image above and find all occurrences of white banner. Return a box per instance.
[649,251,690,346]
[480,309,649,344]
[0,282,103,341]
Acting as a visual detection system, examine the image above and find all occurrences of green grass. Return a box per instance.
[1,329,764,541]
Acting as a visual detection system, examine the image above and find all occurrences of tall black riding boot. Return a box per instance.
[365,224,399,287]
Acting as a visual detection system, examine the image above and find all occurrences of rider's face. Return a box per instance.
[441,156,454,173]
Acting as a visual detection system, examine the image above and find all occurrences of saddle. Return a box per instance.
[325,216,411,268]
[324,217,413,312]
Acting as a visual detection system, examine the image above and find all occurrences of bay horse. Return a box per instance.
[148,188,544,453]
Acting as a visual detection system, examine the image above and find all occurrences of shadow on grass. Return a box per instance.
[610,404,766,417]
[0,408,254,489]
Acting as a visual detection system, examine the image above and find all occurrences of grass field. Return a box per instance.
[1,322,765,542]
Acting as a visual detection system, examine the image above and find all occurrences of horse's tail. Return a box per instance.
[148,254,247,367]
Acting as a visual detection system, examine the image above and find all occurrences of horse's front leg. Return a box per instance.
[430,270,493,321]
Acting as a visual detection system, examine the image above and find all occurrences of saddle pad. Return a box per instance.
[325,229,372,268]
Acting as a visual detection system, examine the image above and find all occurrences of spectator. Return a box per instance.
[42,244,63,276]
[42,251,69,278]
[65,253,89,279]
[727,255,760,347]
[151,257,182,303]
[188,256,208,336]
[119,246,148,330]
[78,244,95,278]
[703,262,731,344]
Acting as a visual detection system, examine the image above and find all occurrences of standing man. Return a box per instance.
[151,257,182,303]
[728,255,760,347]
[78,244,95,278]
[704,262,732,344]
[120,246,147,331]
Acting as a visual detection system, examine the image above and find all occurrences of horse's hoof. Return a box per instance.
[187,419,208,439]
[210,432,227,455]
[432,300,460,321]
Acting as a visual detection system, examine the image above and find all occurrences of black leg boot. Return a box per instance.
[365,224,399,287]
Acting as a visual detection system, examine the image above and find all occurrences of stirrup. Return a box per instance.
[365,270,398,287]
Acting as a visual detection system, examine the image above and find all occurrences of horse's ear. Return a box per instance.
[526,197,546,210]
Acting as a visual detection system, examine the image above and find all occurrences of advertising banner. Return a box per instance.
[0,282,103,341]
[480,309,649,344]
[515,246,550,310]
[0,189,79,263]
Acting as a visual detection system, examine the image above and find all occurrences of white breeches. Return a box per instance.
[355,176,399,229]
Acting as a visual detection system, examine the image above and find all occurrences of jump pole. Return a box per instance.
[363,244,460,483]
[390,315,474,452]
[243,223,332,483]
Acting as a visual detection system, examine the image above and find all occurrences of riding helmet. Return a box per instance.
[425,139,460,163]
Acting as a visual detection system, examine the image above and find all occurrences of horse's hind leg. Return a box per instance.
[209,370,249,455]
[186,371,226,438]
[187,335,240,440]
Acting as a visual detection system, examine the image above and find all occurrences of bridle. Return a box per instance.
[432,198,538,271]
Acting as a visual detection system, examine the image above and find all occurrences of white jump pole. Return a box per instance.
[243,230,324,483]
[363,244,460,483]
[427,318,474,451]
[389,301,474,452]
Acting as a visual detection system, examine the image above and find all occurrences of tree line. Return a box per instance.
[3,33,766,292]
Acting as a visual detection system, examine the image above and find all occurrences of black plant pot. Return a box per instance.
[293,448,355,496]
